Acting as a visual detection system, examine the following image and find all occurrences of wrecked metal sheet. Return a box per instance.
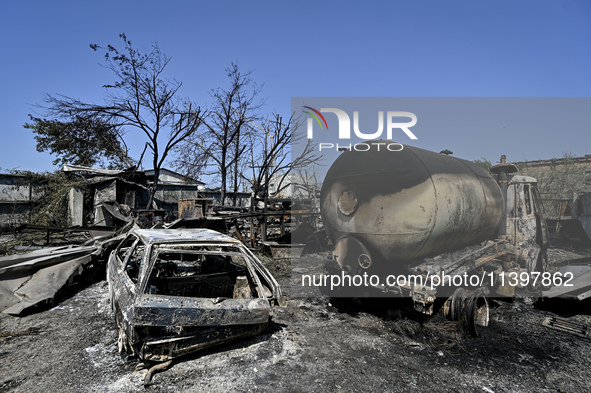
[62,164,125,175]
[0,275,29,310]
[0,245,97,315]
[101,202,134,223]
[0,246,72,269]
[0,246,96,276]
[543,267,591,300]
[2,254,92,315]
[0,228,128,315]
[94,179,117,206]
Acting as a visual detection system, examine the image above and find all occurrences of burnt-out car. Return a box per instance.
[107,228,285,362]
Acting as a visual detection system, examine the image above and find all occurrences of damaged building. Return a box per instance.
[0,172,43,229]
[63,165,208,227]
[64,165,255,228]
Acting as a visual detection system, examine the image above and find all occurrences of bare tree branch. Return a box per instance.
[39,33,203,208]
[173,62,263,206]
[242,113,320,200]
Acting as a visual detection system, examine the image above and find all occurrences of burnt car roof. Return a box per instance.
[132,228,240,245]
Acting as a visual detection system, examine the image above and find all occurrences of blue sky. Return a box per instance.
[0,1,590,177]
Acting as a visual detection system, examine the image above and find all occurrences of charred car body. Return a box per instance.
[107,228,284,362]
[320,142,548,328]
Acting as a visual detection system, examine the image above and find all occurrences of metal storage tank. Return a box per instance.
[320,141,503,271]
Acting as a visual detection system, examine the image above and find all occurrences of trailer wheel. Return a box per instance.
[443,288,489,336]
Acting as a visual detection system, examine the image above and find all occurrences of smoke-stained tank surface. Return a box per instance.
[320,141,503,271]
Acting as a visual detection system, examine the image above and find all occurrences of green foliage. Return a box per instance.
[14,171,88,227]
[24,115,131,169]
[473,157,492,173]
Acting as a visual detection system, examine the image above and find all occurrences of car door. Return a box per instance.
[239,244,286,306]
[109,234,144,331]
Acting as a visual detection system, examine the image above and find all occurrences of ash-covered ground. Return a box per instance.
[1,240,591,393]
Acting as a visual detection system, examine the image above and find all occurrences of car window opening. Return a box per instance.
[146,246,259,299]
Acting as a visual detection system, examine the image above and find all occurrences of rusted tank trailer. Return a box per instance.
[321,142,548,324]
[321,142,504,268]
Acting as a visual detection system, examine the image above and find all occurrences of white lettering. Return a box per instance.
[387,142,404,151]
[353,111,383,139]
[353,143,370,151]
[321,108,351,139]
[387,111,418,140]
